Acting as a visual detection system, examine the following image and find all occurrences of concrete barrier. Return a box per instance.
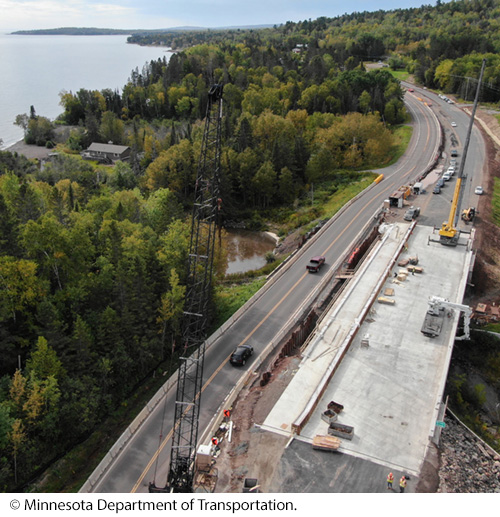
[292,222,416,434]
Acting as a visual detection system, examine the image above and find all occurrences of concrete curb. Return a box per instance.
[429,228,476,445]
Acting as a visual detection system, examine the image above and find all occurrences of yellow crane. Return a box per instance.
[439,175,464,245]
[439,59,486,246]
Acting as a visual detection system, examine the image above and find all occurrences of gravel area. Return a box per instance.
[6,140,53,160]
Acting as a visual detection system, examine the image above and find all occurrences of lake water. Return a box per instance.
[0,33,170,148]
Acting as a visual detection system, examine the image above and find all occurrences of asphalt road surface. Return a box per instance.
[89,89,449,493]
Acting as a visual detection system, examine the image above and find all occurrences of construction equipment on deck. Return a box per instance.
[149,84,224,493]
[421,296,472,340]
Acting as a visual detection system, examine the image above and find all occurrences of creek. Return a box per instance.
[223,229,278,275]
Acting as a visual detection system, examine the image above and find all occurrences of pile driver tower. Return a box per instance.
[150,84,224,493]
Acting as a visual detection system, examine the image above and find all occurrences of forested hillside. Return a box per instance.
[0,0,497,492]
[129,0,500,102]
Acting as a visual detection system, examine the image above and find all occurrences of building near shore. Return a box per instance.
[81,143,131,164]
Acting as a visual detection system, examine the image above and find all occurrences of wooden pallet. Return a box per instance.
[312,435,341,452]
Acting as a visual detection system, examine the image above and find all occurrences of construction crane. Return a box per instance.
[422,296,472,340]
[149,84,224,493]
[439,59,486,246]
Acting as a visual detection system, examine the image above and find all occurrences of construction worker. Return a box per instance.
[399,475,407,493]
[387,472,394,490]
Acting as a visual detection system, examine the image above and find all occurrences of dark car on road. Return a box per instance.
[230,344,254,366]
[433,185,441,194]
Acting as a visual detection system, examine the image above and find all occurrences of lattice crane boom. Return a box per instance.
[150,84,223,493]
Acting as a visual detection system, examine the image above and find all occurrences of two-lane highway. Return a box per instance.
[88,92,442,493]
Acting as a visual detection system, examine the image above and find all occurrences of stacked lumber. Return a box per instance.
[312,435,341,452]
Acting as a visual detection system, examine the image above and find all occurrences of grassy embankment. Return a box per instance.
[446,331,500,451]
[390,70,411,82]
[481,176,500,338]
[476,176,500,336]
[492,177,500,227]
[32,123,413,492]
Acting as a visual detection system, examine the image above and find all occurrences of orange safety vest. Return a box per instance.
[400,477,407,488]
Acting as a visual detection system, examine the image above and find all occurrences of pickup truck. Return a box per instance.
[403,206,420,221]
[306,256,326,273]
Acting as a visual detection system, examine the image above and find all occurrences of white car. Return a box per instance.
[443,172,452,181]
[475,186,484,195]
[451,121,457,127]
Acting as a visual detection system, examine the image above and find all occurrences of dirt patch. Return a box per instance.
[213,356,300,493]
[274,229,304,257]
[465,108,500,305]
[415,443,440,492]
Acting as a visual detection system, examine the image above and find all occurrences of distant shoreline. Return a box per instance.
[10,28,133,36]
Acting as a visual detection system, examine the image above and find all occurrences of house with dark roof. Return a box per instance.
[81,142,131,163]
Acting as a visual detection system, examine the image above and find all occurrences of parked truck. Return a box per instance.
[306,256,326,273]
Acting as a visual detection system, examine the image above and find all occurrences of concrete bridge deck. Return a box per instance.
[261,222,474,488]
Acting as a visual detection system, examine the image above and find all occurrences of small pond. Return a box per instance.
[224,229,278,275]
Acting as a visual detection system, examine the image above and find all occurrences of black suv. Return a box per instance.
[230,344,254,366]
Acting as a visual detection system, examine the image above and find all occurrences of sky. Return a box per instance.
[0,0,438,32]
